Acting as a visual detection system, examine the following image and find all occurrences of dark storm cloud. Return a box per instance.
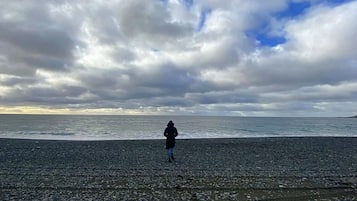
[130,64,196,94]
[0,23,75,73]
[187,91,259,105]
[1,83,89,105]
[75,63,215,103]
[0,22,74,59]
[239,50,357,91]
[0,76,37,87]
[152,97,194,107]
[0,0,78,79]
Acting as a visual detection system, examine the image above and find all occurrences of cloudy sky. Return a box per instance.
[0,0,356,116]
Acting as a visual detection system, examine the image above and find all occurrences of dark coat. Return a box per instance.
[164,125,178,149]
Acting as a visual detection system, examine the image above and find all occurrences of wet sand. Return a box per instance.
[0,137,356,200]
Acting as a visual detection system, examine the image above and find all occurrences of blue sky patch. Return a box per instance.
[323,0,354,5]
[275,1,311,19]
[151,48,160,52]
[245,18,286,48]
[245,28,286,47]
[197,9,211,32]
[275,0,353,19]
[255,34,286,47]
[181,0,193,9]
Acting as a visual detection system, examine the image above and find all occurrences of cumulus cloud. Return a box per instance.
[0,0,356,116]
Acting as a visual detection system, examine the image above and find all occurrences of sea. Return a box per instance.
[0,115,355,140]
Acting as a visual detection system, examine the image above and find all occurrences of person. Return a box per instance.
[164,120,178,163]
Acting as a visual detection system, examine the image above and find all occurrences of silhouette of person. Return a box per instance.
[164,120,178,162]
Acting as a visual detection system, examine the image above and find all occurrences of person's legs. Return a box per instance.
[170,148,174,160]
[167,148,172,162]
[167,148,170,158]
[167,148,174,162]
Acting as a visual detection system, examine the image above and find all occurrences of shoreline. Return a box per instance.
[1,137,356,200]
[1,135,356,142]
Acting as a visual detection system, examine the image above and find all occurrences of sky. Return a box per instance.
[0,0,356,116]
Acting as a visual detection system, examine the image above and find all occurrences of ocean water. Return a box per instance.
[0,115,355,140]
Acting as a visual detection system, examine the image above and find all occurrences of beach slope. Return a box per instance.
[1,137,356,200]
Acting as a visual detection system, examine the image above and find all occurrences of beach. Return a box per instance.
[0,137,356,200]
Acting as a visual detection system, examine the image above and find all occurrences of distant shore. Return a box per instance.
[1,137,356,200]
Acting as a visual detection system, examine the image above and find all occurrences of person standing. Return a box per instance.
[164,120,178,163]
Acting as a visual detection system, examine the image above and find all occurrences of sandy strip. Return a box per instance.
[0,137,356,200]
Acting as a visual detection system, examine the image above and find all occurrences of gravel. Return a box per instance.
[1,137,356,200]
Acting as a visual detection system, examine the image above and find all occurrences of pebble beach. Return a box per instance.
[1,137,356,200]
